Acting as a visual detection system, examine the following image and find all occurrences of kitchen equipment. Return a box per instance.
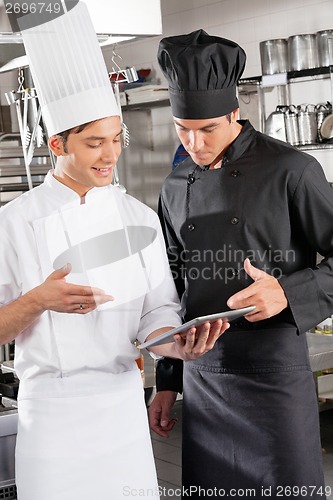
[318,33,333,140]
[5,69,46,191]
[320,114,333,139]
[259,38,288,75]
[316,29,333,67]
[0,410,18,500]
[112,165,126,193]
[316,102,332,141]
[112,78,127,193]
[0,137,51,207]
[297,104,318,145]
[0,372,19,399]
[109,50,139,193]
[284,105,299,145]
[264,105,288,141]
[288,34,319,71]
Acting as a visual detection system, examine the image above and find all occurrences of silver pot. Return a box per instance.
[285,106,300,146]
[259,39,288,75]
[316,30,333,67]
[297,104,318,145]
[288,34,319,71]
[265,105,288,141]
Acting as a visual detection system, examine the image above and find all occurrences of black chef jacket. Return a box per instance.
[155,120,332,498]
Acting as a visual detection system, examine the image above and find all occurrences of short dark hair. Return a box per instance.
[57,120,97,151]
[226,113,232,124]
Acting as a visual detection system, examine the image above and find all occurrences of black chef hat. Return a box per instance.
[157,29,246,119]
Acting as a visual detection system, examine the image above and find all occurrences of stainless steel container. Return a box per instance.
[265,105,288,141]
[285,108,300,145]
[0,410,18,499]
[297,105,318,145]
[260,39,288,75]
[316,103,331,142]
[316,29,333,67]
[288,34,319,71]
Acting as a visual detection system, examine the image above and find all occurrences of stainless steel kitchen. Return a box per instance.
[0,0,333,499]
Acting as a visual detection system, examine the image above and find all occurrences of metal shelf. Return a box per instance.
[0,145,50,159]
[238,65,333,135]
[0,181,43,192]
[238,66,331,85]
[123,99,170,111]
[0,165,50,177]
[297,143,333,151]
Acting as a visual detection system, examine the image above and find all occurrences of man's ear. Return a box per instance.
[231,108,239,122]
[48,135,66,156]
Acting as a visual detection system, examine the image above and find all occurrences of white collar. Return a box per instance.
[43,170,111,204]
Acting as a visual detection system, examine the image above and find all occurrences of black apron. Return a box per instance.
[157,121,333,499]
[182,362,325,499]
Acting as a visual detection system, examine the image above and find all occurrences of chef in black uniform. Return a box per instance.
[149,29,333,499]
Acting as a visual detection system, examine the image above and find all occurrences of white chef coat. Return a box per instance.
[0,172,181,499]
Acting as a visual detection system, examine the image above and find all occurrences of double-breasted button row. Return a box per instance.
[230,171,241,226]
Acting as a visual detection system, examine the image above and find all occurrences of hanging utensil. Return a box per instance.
[112,80,127,193]
[15,98,33,190]
[112,165,126,193]
[29,88,45,148]
[111,49,131,149]
[26,106,43,166]
[23,88,31,148]
[109,46,139,193]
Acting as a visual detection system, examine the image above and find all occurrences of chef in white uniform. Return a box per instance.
[0,4,229,500]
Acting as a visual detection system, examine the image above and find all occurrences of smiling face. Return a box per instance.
[173,109,242,167]
[49,116,122,197]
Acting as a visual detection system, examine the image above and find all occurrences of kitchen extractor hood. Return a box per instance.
[0,0,162,67]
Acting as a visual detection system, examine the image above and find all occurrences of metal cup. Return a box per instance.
[297,105,318,145]
[285,108,300,145]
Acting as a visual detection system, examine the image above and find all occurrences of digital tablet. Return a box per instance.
[138,306,256,349]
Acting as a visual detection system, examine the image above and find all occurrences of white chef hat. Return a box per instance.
[20,2,119,136]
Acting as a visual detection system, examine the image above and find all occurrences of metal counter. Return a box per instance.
[307,332,333,409]
[0,410,18,499]
[307,332,333,371]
